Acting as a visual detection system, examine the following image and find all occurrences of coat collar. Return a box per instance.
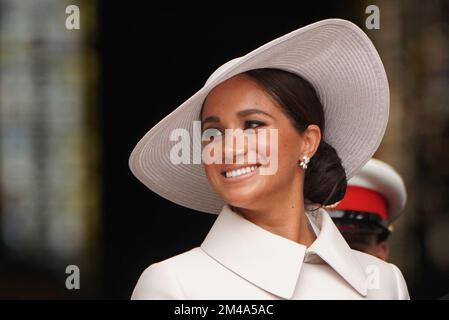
[200,204,368,299]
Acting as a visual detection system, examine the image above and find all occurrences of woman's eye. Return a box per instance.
[244,120,265,130]
[202,128,223,143]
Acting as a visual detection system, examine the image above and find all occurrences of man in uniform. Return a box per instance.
[328,158,407,261]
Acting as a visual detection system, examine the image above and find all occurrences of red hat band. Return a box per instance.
[335,186,389,220]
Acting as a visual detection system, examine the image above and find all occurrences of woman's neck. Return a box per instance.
[231,198,317,247]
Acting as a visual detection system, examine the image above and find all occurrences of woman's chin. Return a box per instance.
[220,190,264,209]
[208,174,271,208]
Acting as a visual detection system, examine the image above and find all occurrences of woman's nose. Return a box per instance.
[223,129,247,164]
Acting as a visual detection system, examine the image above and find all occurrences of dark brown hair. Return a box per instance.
[243,68,347,206]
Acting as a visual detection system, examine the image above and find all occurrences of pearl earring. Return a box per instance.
[299,155,310,169]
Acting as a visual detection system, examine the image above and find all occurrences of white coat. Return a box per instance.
[131,205,410,300]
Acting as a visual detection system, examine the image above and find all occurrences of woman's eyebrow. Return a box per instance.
[237,108,274,119]
[202,108,274,124]
[202,115,220,124]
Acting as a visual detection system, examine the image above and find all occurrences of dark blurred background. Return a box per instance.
[1,1,448,299]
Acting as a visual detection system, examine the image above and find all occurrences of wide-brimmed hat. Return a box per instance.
[129,18,390,215]
[331,158,407,226]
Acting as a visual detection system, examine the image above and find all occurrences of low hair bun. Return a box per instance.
[303,141,347,206]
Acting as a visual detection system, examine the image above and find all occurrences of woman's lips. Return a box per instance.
[220,164,261,182]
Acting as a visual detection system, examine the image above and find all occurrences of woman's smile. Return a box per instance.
[220,163,262,183]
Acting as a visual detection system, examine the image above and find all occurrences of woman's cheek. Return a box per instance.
[255,128,279,176]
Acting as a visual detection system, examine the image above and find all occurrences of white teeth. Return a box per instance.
[225,166,258,178]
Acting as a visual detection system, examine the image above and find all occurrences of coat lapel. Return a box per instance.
[200,204,368,299]
[304,206,368,296]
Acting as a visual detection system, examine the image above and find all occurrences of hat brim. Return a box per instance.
[129,18,390,214]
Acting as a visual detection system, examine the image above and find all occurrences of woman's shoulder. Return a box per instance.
[130,247,211,300]
[154,246,207,266]
[351,249,410,299]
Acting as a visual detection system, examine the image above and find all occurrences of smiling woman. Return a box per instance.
[128,19,410,300]
[200,69,346,211]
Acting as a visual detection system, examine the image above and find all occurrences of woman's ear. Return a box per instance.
[301,124,321,158]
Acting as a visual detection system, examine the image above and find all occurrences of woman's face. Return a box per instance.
[201,74,317,210]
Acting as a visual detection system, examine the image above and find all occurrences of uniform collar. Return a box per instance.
[200,204,368,299]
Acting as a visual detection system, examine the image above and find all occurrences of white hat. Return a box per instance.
[129,19,390,215]
[334,158,407,225]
